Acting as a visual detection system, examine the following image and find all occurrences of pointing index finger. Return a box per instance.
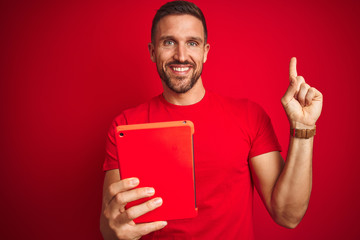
[289,57,297,78]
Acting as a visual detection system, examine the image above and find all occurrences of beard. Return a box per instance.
[157,61,203,94]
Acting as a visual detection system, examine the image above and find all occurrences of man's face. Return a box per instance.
[149,14,210,94]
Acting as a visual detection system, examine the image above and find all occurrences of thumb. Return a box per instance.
[281,76,298,105]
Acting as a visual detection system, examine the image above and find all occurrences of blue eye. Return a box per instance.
[164,40,175,46]
[188,42,198,47]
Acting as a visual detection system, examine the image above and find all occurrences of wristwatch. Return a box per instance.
[290,126,316,139]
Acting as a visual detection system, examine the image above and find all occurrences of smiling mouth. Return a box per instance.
[168,64,193,75]
[166,61,195,75]
[171,66,190,72]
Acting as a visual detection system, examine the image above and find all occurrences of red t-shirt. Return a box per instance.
[103,91,282,239]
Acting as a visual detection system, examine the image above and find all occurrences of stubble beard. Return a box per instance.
[157,62,203,94]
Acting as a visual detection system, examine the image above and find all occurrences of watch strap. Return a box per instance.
[290,126,316,139]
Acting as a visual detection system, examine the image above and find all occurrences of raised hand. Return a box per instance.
[281,57,323,128]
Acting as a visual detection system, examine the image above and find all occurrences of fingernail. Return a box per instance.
[147,188,155,195]
[153,198,163,206]
[130,178,139,186]
[161,221,168,227]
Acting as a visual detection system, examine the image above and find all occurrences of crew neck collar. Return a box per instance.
[159,90,209,110]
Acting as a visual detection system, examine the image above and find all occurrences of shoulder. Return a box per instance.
[208,91,266,116]
[112,95,161,126]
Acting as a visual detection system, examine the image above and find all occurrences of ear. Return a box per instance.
[148,43,156,63]
[203,43,210,63]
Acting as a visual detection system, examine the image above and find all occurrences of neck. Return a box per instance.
[162,78,206,106]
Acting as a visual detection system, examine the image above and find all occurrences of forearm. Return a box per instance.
[100,208,118,240]
[271,134,313,228]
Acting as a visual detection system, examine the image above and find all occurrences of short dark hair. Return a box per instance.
[151,0,208,44]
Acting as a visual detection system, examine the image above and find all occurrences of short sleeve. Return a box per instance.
[103,113,127,171]
[247,101,282,159]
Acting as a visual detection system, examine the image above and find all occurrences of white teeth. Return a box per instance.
[172,67,189,72]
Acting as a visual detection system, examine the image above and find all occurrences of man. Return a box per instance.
[100,1,323,239]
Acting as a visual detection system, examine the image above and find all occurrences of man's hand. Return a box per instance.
[281,57,323,128]
[101,171,167,240]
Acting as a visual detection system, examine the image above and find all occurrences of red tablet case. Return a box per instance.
[115,120,198,223]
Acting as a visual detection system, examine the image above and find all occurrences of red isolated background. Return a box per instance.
[1,0,359,239]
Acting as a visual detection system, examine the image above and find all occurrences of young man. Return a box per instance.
[100,1,323,239]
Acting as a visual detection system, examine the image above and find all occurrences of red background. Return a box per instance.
[1,0,359,239]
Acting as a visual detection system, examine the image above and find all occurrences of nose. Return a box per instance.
[174,44,187,62]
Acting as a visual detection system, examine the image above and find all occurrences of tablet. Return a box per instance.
[115,120,198,223]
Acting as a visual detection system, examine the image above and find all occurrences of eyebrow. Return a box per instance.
[159,35,204,44]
